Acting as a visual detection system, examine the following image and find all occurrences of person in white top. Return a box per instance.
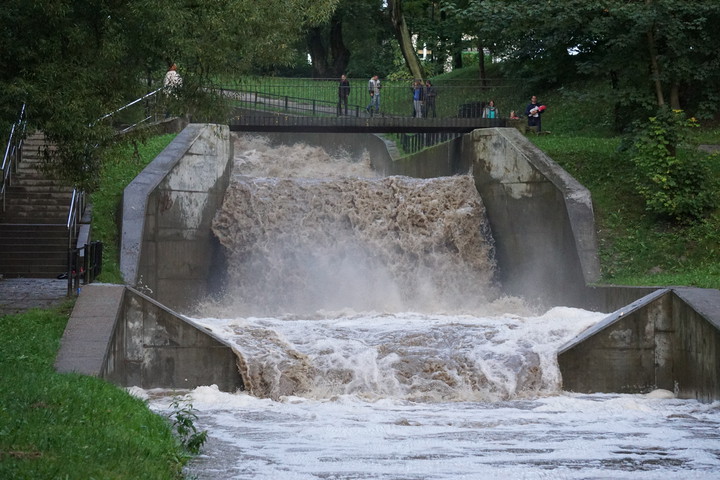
[366,75,381,116]
[163,63,182,96]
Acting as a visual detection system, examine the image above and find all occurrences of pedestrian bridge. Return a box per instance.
[229,113,506,134]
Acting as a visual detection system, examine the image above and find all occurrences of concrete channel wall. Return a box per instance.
[56,123,720,401]
[372,127,601,307]
[559,288,720,402]
[121,123,233,311]
[55,284,243,392]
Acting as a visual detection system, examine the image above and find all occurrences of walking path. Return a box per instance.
[0,278,69,317]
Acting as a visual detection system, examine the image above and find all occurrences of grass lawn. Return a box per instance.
[0,303,188,479]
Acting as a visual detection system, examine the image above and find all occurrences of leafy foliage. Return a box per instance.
[528,78,720,288]
[0,0,339,191]
[628,108,717,221]
[168,398,208,455]
[446,0,720,129]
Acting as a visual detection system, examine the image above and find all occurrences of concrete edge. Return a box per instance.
[54,283,125,376]
[558,288,672,355]
[672,287,720,331]
[120,124,209,286]
[124,285,239,350]
[481,127,602,283]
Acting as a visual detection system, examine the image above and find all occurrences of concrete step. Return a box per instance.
[0,239,66,248]
[5,194,70,211]
[0,231,67,241]
[0,132,86,279]
[0,264,68,279]
[0,216,68,224]
[6,183,73,193]
[2,205,69,215]
[1,251,67,263]
[0,223,70,278]
[4,191,72,201]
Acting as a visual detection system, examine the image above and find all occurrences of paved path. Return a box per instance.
[0,278,70,317]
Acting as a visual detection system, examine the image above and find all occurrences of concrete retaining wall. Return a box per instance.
[559,288,720,402]
[104,287,243,391]
[373,127,601,307]
[56,284,244,392]
[121,123,233,311]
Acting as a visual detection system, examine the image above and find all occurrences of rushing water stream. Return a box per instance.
[139,135,720,479]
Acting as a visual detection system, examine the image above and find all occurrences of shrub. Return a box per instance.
[629,107,717,221]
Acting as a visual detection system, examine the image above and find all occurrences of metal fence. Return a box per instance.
[219,77,523,121]
[397,132,464,154]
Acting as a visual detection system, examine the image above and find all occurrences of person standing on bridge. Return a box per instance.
[366,75,381,116]
[337,74,351,116]
[424,80,437,118]
[412,80,424,118]
[483,100,498,119]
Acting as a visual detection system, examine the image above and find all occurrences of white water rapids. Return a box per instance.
[139,134,720,479]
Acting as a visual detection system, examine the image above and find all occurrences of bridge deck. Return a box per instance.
[229,114,506,133]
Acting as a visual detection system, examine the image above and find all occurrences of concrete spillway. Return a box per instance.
[55,123,720,402]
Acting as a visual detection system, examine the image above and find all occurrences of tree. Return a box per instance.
[0,0,339,190]
[387,0,425,79]
[306,1,362,78]
[454,0,720,129]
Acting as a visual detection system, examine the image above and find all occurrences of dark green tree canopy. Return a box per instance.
[451,0,720,127]
[0,0,338,189]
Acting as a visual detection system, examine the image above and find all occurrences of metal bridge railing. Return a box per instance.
[221,77,521,121]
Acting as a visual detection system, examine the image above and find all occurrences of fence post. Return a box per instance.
[66,249,73,296]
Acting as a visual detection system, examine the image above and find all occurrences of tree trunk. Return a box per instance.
[646,0,665,106]
[477,41,487,87]
[388,0,424,80]
[452,46,463,70]
[307,27,330,78]
[669,83,681,110]
[329,14,350,76]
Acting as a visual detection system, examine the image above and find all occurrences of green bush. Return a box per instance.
[629,107,717,221]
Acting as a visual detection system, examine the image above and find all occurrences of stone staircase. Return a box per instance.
[0,132,74,278]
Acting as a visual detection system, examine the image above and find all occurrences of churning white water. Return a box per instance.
[141,135,720,479]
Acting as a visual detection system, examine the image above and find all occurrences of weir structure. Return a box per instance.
[55,124,720,402]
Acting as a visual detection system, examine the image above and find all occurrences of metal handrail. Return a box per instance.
[61,89,163,284]
[66,188,85,249]
[1,104,27,212]
[93,87,162,126]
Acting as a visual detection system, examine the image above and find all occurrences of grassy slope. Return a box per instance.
[487,73,720,289]
[91,133,177,284]
[0,304,186,479]
[0,135,183,478]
